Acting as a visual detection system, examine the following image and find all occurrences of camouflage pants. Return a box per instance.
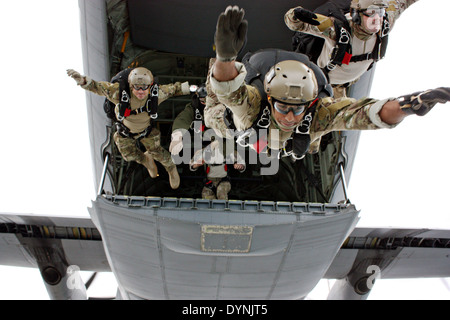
[113,128,175,170]
[202,178,231,200]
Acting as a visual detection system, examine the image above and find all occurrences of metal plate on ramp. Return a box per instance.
[201,225,253,253]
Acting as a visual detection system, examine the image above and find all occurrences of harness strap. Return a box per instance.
[350,52,374,62]
[115,122,153,140]
[204,179,214,190]
[190,107,205,133]
[117,84,159,121]
[279,99,318,160]
[224,101,271,153]
[326,22,353,72]
[324,15,390,76]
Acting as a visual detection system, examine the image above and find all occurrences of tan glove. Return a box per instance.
[169,131,184,155]
[67,69,87,86]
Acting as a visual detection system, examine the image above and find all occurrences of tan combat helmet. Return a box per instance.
[350,0,388,10]
[128,67,153,86]
[264,60,318,105]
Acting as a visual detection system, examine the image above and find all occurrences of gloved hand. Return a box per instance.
[398,87,450,116]
[169,131,184,155]
[214,5,248,62]
[293,7,320,26]
[67,69,87,86]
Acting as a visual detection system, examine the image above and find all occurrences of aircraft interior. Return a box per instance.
[102,0,345,203]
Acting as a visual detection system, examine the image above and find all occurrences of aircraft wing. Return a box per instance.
[2,210,449,300]
[326,227,450,281]
[2,211,448,283]
[0,212,109,272]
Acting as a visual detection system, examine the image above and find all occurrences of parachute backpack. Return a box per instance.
[228,49,333,159]
[102,67,159,122]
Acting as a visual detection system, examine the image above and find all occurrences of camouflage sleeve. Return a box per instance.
[172,103,194,132]
[284,6,337,41]
[203,103,232,139]
[209,61,261,131]
[311,96,399,142]
[158,81,190,105]
[203,58,237,139]
[81,78,121,104]
[386,0,419,29]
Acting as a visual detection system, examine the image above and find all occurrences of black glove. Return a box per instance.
[398,87,450,116]
[293,7,320,26]
[214,5,248,62]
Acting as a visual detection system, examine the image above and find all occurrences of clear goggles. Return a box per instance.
[361,6,385,18]
[272,100,309,116]
[132,84,151,91]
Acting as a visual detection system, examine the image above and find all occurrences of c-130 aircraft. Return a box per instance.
[0,0,449,300]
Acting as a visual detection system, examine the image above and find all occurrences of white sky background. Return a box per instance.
[0,0,448,300]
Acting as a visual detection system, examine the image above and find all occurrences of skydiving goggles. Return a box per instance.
[361,6,385,18]
[132,84,151,91]
[271,99,310,116]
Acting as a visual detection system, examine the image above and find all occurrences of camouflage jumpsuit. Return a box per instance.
[81,77,189,170]
[284,0,418,97]
[208,60,399,155]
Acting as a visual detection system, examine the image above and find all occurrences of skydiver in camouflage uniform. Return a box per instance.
[67,67,190,189]
[285,0,418,98]
[169,84,209,156]
[208,6,449,163]
[170,84,245,199]
[170,61,235,157]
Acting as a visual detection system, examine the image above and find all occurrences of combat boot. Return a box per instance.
[144,152,158,178]
[167,166,180,189]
